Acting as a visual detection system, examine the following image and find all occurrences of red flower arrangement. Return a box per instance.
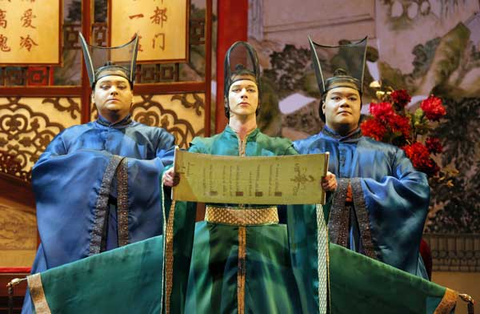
[420,96,447,121]
[402,142,440,177]
[390,89,411,108]
[361,89,446,177]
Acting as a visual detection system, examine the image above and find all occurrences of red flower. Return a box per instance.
[390,114,411,139]
[402,142,439,176]
[391,89,411,108]
[420,96,446,121]
[370,102,395,122]
[361,118,387,141]
[425,137,443,154]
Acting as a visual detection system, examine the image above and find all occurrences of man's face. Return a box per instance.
[228,78,259,119]
[322,87,361,134]
[92,75,133,123]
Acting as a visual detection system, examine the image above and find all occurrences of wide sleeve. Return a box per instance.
[359,148,430,274]
[26,236,165,314]
[329,243,461,314]
[286,203,328,313]
[125,130,175,243]
[154,128,176,167]
[331,147,430,276]
[162,137,202,313]
[32,133,119,270]
[284,140,327,313]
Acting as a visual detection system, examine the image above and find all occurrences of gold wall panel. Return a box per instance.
[0,0,62,65]
[110,0,189,62]
[0,97,81,180]
[133,93,205,148]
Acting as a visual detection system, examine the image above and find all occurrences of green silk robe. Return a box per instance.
[165,126,326,313]
[26,237,460,313]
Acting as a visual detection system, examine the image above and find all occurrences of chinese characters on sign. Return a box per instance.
[21,9,37,29]
[110,0,188,62]
[0,0,61,65]
[0,34,11,52]
[0,9,8,28]
[20,35,38,51]
[150,7,167,27]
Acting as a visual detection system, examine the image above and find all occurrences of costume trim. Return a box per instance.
[164,199,176,314]
[27,274,52,314]
[238,136,246,157]
[350,178,377,259]
[317,204,329,314]
[96,115,132,128]
[459,293,475,314]
[117,158,129,247]
[205,206,278,226]
[236,134,248,313]
[328,178,350,247]
[434,288,458,314]
[89,155,124,256]
[321,127,362,141]
[159,180,167,314]
[237,226,247,314]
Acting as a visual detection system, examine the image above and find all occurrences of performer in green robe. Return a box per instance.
[161,41,335,314]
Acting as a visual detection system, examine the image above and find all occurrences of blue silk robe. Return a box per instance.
[294,127,430,278]
[22,115,174,313]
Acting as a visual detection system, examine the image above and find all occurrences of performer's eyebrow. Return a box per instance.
[330,92,357,97]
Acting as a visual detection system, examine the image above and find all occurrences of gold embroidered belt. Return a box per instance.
[205,206,279,226]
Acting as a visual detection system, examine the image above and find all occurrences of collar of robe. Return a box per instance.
[225,124,260,141]
[96,114,133,128]
[321,125,363,143]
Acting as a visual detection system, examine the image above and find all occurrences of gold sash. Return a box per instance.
[204,206,279,226]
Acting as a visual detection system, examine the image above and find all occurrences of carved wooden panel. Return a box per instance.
[0,97,81,182]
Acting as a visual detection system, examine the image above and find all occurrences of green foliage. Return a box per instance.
[263,45,311,99]
[426,97,480,233]
[411,38,441,79]
[257,76,282,136]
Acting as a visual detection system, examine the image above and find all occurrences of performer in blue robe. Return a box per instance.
[31,115,174,270]
[294,37,430,278]
[22,34,175,313]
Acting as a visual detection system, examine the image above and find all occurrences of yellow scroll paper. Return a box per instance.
[172,150,329,205]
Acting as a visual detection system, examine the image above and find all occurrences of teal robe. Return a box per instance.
[25,237,460,313]
[166,126,326,313]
